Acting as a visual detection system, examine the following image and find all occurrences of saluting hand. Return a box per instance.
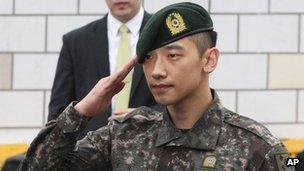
[75,56,138,117]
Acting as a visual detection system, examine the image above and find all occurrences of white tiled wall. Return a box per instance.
[217,91,236,112]
[270,0,304,13]
[0,0,303,143]
[266,124,304,139]
[238,91,297,123]
[299,91,304,122]
[0,91,44,127]
[0,129,41,144]
[13,54,58,89]
[239,15,298,52]
[0,17,45,52]
[212,15,237,52]
[211,54,267,89]
[211,0,268,13]
[144,0,209,13]
[301,15,304,52]
[0,54,12,89]
[268,54,304,89]
[15,0,78,14]
[47,16,101,52]
[44,91,51,124]
[0,0,13,14]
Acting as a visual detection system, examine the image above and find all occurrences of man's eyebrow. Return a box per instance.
[164,44,185,51]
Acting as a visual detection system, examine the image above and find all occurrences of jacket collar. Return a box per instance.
[155,89,224,150]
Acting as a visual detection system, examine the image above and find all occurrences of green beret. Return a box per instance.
[137,2,213,63]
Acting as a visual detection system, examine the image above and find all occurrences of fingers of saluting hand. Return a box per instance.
[108,108,134,122]
[108,115,124,122]
[113,82,125,95]
[114,108,135,115]
[112,56,138,84]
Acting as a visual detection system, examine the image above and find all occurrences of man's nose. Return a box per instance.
[151,57,167,79]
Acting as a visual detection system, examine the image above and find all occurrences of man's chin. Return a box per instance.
[114,10,131,17]
[155,97,175,106]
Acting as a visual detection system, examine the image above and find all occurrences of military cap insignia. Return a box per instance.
[202,155,217,168]
[165,12,187,36]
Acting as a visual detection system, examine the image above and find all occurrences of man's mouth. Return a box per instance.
[114,2,129,8]
[151,84,173,93]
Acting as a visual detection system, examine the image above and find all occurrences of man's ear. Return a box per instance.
[202,47,219,73]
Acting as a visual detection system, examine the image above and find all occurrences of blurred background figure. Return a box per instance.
[48,0,161,139]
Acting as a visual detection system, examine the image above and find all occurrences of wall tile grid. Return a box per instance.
[47,16,101,52]
[0,0,303,144]
[0,0,13,14]
[0,54,12,89]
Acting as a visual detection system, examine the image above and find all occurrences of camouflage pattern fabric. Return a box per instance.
[20,90,294,171]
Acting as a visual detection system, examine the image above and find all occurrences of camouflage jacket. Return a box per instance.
[20,91,293,171]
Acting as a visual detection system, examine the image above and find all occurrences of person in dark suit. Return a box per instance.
[48,0,160,139]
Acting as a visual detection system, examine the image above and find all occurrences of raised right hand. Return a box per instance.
[75,56,138,117]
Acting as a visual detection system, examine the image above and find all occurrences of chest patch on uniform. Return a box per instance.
[202,155,217,168]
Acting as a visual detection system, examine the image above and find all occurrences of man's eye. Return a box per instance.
[168,54,178,58]
[145,55,152,60]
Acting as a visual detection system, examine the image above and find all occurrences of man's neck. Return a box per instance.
[167,85,213,129]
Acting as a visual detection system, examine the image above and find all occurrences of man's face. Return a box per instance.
[143,37,206,105]
[106,0,141,22]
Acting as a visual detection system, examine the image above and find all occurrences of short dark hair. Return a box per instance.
[187,31,217,57]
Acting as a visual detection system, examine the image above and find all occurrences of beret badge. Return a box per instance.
[165,12,187,36]
[137,2,213,63]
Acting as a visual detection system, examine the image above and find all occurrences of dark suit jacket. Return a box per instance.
[48,12,160,139]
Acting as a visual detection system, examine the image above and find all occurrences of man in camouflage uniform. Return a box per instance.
[20,2,293,170]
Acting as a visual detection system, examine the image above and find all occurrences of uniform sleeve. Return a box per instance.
[259,143,295,171]
[20,103,112,171]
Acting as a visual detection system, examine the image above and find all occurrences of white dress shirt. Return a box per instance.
[107,6,144,112]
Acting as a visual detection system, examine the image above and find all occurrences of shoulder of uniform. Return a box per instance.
[112,106,163,124]
[223,110,281,146]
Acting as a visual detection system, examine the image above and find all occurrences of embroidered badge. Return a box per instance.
[165,12,187,36]
[202,155,217,168]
